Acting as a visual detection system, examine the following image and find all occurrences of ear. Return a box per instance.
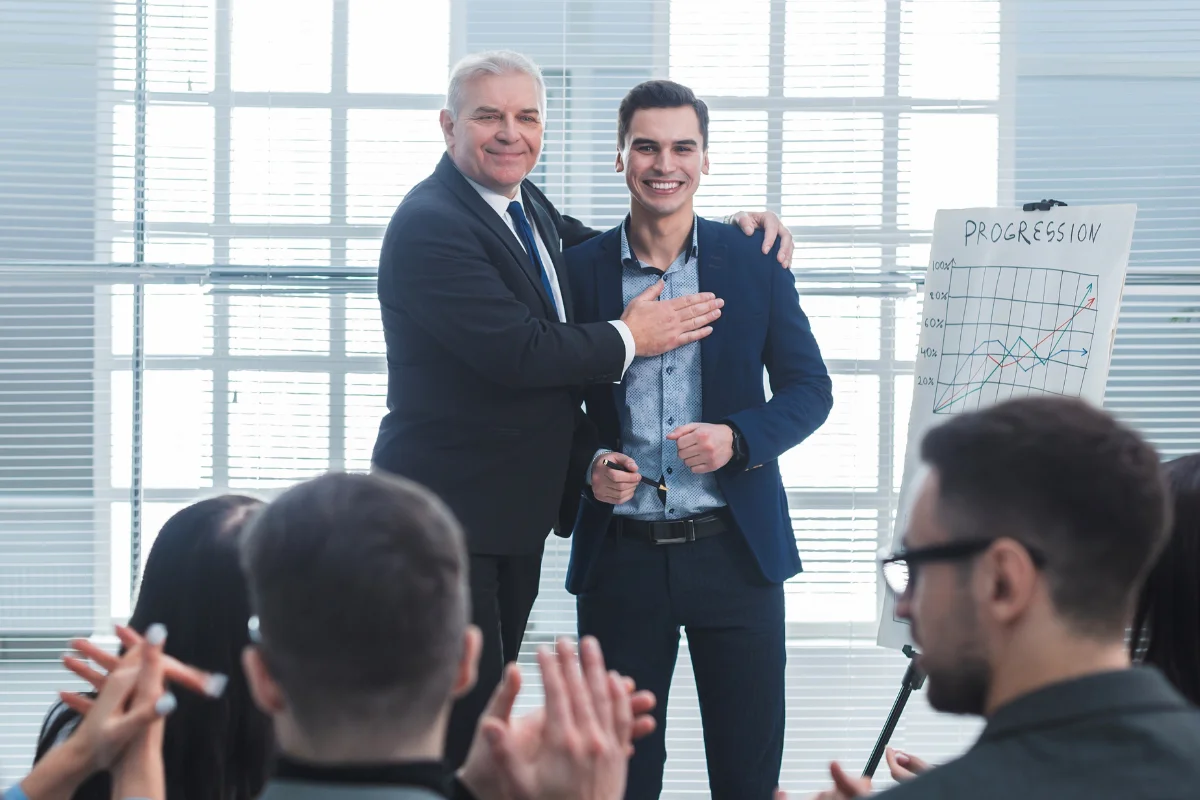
[451,624,483,700]
[439,109,456,149]
[242,646,287,715]
[979,539,1040,626]
[701,149,710,175]
[615,150,625,173]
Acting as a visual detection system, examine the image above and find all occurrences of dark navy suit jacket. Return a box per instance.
[563,217,834,594]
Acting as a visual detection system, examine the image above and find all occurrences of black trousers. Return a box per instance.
[444,548,544,768]
[577,527,786,800]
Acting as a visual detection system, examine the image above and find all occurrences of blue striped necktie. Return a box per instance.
[507,200,557,309]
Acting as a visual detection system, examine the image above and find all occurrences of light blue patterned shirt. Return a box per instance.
[614,217,727,521]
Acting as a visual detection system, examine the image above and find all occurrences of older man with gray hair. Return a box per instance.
[372,49,794,766]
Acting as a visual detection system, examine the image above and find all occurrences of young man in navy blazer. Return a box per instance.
[564,80,834,800]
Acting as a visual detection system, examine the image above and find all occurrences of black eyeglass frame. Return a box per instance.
[879,538,1047,596]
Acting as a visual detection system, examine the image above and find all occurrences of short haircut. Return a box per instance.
[1131,453,1200,703]
[617,79,709,149]
[239,471,468,736]
[920,396,1170,639]
[445,50,546,120]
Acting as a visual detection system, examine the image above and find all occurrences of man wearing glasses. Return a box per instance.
[809,396,1200,800]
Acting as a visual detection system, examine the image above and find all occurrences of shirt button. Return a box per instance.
[667,417,674,425]
[668,508,675,515]
[667,468,673,475]
[666,366,674,375]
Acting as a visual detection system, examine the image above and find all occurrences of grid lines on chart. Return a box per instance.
[932,266,1098,415]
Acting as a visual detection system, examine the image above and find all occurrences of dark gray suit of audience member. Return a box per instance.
[256,759,474,800]
[259,785,440,800]
[879,668,1200,799]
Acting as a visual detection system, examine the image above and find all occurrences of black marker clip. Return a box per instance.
[1022,199,1068,212]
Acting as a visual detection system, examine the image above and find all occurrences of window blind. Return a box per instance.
[1,0,1198,793]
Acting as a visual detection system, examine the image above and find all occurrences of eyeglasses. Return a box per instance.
[879,538,1046,596]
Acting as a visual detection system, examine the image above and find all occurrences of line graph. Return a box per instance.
[932,266,1099,414]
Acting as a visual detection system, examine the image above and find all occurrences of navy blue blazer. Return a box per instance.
[564,217,834,594]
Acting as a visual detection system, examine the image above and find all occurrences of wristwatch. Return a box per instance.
[726,422,748,468]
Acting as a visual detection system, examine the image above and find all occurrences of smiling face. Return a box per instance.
[616,105,709,221]
[440,71,543,198]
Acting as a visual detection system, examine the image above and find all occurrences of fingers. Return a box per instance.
[608,671,633,749]
[71,637,118,672]
[678,303,723,330]
[75,630,226,699]
[885,747,927,781]
[556,638,602,753]
[601,465,642,486]
[603,452,639,473]
[105,624,175,749]
[63,654,108,691]
[482,662,522,725]
[632,280,666,303]
[666,291,718,314]
[829,761,872,798]
[580,637,615,738]
[778,232,794,268]
[760,213,779,253]
[537,644,574,741]
[678,325,714,345]
[666,423,700,441]
[629,687,655,717]
[59,691,94,715]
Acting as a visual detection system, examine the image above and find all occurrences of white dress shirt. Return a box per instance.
[462,175,635,377]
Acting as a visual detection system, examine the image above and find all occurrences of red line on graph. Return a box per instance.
[938,296,1095,409]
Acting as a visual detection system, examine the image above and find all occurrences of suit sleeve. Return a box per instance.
[556,404,603,537]
[379,208,625,389]
[723,265,834,468]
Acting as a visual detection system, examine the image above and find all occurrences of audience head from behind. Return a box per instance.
[893,396,1170,718]
[238,471,481,763]
[36,494,273,800]
[1132,452,1200,705]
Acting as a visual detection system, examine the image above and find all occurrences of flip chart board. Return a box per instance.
[877,204,1137,650]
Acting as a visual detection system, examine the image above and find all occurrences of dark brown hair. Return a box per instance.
[921,396,1170,639]
[1132,453,1200,703]
[617,79,709,149]
[239,471,468,734]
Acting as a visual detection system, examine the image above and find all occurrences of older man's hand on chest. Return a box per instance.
[667,422,734,474]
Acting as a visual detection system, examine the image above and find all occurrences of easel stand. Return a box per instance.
[863,645,926,779]
[863,197,1068,779]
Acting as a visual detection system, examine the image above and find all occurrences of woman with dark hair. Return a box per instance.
[36,495,274,800]
[1131,452,1200,705]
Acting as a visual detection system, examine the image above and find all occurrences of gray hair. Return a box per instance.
[445,50,547,120]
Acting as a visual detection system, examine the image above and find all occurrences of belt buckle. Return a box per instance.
[652,518,695,545]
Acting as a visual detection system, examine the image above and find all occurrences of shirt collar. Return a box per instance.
[978,667,1189,744]
[459,167,524,219]
[620,214,699,269]
[272,754,452,796]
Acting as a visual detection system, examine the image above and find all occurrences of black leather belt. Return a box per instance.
[613,510,730,545]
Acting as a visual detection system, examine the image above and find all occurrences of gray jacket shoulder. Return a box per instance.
[258,781,445,800]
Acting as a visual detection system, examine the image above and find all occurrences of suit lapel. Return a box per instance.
[434,154,556,318]
[524,185,569,320]
[696,220,729,422]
